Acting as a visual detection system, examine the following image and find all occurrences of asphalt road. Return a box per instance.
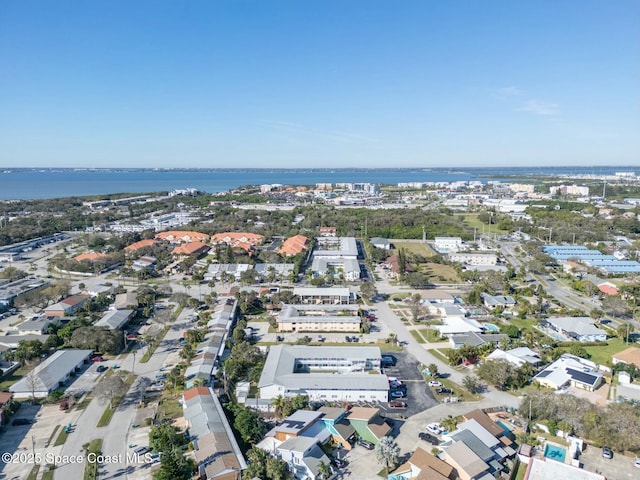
[53,306,192,480]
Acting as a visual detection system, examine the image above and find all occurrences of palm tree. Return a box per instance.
[440,415,460,432]
[271,395,287,420]
[374,436,400,476]
[317,461,332,480]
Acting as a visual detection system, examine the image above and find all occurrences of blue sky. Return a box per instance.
[0,1,638,168]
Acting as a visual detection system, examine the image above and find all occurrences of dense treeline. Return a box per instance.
[520,390,640,453]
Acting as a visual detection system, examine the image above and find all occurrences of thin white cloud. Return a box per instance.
[257,120,380,144]
[517,100,559,116]
[495,86,522,97]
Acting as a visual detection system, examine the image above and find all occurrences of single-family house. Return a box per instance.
[276,436,333,480]
[443,440,491,480]
[481,293,517,310]
[523,457,605,480]
[612,347,640,368]
[546,317,607,342]
[448,332,508,350]
[485,347,542,368]
[533,354,604,391]
[318,407,356,450]
[94,309,135,330]
[370,237,392,250]
[391,446,457,480]
[44,294,91,317]
[346,407,391,445]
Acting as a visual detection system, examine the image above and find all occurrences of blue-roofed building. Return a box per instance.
[542,245,640,274]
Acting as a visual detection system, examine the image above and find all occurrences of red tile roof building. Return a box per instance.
[124,239,159,252]
[279,235,310,256]
[156,230,209,244]
[74,252,108,262]
[211,232,265,252]
[171,241,211,257]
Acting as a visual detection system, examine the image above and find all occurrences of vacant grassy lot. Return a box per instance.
[581,337,630,365]
[455,213,510,234]
[392,241,435,257]
[422,263,461,283]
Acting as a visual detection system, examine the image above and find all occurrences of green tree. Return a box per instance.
[234,407,264,445]
[150,424,187,452]
[153,446,195,480]
[462,375,484,394]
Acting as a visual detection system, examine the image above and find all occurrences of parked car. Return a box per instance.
[333,458,347,468]
[435,388,453,395]
[345,336,352,343]
[90,356,103,363]
[381,355,396,366]
[389,378,403,388]
[602,447,613,459]
[389,390,407,399]
[59,401,68,411]
[12,418,31,426]
[425,423,442,435]
[634,457,640,468]
[96,366,108,373]
[357,440,375,450]
[419,432,439,445]
[350,336,359,343]
[389,401,407,408]
[428,381,443,387]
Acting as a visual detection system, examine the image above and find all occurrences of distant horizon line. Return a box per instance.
[2,165,637,171]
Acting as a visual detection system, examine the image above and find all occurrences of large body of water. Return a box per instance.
[0,166,634,200]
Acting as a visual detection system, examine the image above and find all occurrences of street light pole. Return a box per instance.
[132,350,137,375]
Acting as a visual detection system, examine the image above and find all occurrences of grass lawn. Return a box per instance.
[157,394,183,421]
[47,425,60,445]
[425,375,482,402]
[392,241,435,257]
[429,348,451,363]
[26,464,40,480]
[54,427,69,447]
[410,330,427,344]
[582,337,630,365]
[422,263,461,283]
[41,467,55,480]
[140,326,170,363]
[83,439,103,480]
[513,459,528,480]
[507,317,536,330]
[0,365,30,391]
[416,328,443,342]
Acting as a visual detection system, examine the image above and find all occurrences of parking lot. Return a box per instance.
[579,444,640,480]
[378,351,438,419]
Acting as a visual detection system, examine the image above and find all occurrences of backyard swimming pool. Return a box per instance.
[483,323,500,332]
[497,420,513,433]
[544,444,567,463]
